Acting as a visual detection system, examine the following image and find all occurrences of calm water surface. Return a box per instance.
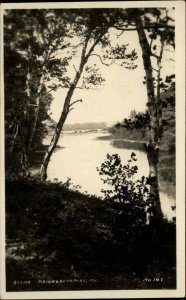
[44,131,175,221]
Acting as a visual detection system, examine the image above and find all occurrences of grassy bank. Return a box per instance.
[6,178,176,291]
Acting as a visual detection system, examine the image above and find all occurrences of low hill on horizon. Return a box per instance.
[63,122,107,131]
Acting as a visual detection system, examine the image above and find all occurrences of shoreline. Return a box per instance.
[28,132,175,200]
[96,133,175,200]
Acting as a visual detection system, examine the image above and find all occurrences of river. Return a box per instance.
[44,131,175,221]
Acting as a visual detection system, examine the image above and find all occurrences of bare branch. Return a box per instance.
[151,52,159,60]
[76,86,98,91]
[89,54,115,66]
[45,87,56,95]
[114,26,138,32]
[164,116,175,122]
[73,64,78,73]
[68,40,85,49]
[164,58,175,62]
[114,24,174,32]
[116,30,125,38]
[164,48,174,53]
[69,99,83,107]
[68,107,74,113]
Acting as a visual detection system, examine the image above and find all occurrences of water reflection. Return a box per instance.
[44,131,175,221]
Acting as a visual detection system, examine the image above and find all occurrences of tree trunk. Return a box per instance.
[39,60,86,180]
[20,144,29,176]
[145,144,162,218]
[19,41,31,175]
[28,78,44,149]
[135,14,162,219]
[39,106,68,180]
[28,103,40,149]
[39,28,105,180]
[19,121,30,176]
[156,40,165,145]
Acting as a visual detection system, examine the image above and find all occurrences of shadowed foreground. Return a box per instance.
[6,178,176,291]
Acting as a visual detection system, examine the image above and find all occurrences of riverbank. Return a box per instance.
[97,134,146,151]
[6,177,176,291]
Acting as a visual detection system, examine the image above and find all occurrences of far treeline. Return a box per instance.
[5,8,175,220]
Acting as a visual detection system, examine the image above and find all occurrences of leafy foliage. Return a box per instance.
[118,111,150,131]
[97,153,153,228]
[102,44,138,69]
[82,66,106,88]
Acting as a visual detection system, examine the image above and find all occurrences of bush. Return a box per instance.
[97,152,152,229]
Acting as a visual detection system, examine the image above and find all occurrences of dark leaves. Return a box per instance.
[97,152,152,223]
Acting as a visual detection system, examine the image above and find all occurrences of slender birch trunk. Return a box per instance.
[39,41,89,180]
[28,76,44,149]
[156,41,165,144]
[135,15,162,218]
[20,43,31,174]
[39,72,82,180]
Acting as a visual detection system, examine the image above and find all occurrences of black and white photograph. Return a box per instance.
[0,1,185,299]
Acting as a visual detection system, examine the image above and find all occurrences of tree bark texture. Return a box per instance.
[19,44,31,175]
[135,14,162,218]
[28,76,44,149]
[156,40,165,144]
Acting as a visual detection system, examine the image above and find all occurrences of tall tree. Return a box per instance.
[39,9,137,179]
[4,9,71,174]
[112,8,175,219]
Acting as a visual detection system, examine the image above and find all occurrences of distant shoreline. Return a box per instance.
[97,134,147,151]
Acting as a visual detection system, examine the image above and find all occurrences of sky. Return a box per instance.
[50,20,174,127]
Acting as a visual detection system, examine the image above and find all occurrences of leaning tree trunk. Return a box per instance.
[135,15,162,219]
[39,101,69,180]
[39,28,106,180]
[39,59,86,180]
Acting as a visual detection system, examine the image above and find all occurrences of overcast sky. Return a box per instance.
[50,18,174,126]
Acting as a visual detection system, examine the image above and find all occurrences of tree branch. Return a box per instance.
[151,52,159,60]
[149,15,160,51]
[69,99,83,107]
[164,58,175,62]
[45,84,59,94]
[76,86,98,90]
[68,40,85,49]
[116,30,125,38]
[85,30,107,59]
[89,53,114,66]
[113,24,174,32]
[164,48,174,53]
[73,64,78,73]
[68,107,74,113]
[164,116,175,122]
